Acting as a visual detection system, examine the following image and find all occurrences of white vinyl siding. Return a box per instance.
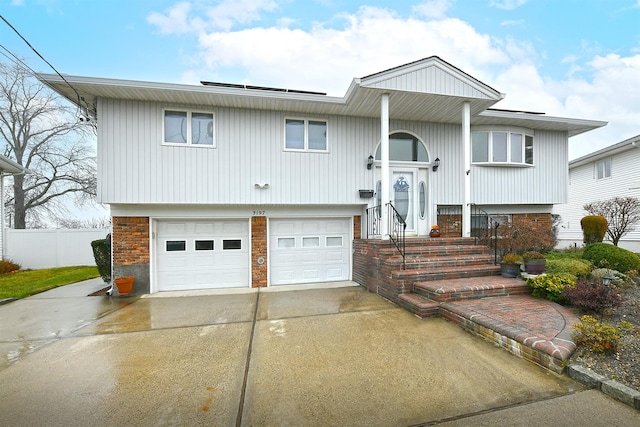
[554,146,640,251]
[470,130,568,205]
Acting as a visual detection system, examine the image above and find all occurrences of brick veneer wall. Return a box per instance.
[251,216,267,288]
[353,215,361,240]
[112,216,150,294]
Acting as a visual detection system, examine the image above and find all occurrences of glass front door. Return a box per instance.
[391,169,415,232]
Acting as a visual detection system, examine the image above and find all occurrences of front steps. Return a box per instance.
[353,237,578,373]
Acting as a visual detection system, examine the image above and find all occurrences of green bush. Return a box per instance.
[527,273,576,303]
[91,238,111,282]
[580,215,607,245]
[582,243,640,273]
[545,259,592,277]
[572,315,633,354]
[0,259,20,275]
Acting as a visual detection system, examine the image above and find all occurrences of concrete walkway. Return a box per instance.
[0,279,638,426]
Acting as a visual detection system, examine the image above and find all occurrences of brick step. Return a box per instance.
[391,264,501,282]
[413,276,529,302]
[385,254,495,269]
[380,244,493,258]
[396,293,439,318]
[371,237,478,249]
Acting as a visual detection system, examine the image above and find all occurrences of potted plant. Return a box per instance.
[500,253,521,278]
[429,224,441,237]
[523,251,546,275]
[114,276,135,296]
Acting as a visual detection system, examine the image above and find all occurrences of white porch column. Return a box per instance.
[462,101,471,237]
[380,93,390,239]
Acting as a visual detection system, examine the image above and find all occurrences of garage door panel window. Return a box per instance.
[277,237,295,248]
[302,237,320,248]
[223,239,242,250]
[166,241,186,251]
[195,240,214,251]
[326,236,342,247]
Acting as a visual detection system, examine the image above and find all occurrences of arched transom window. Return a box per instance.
[375,132,429,162]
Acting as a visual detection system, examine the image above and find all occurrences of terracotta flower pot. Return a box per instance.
[114,276,135,295]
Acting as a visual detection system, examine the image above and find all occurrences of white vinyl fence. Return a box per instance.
[4,228,111,269]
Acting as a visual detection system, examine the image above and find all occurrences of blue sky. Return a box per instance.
[2,0,640,161]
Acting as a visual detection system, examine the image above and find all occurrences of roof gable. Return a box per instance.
[359,56,503,101]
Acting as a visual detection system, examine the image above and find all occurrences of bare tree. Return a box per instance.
[584,197,640,246]
[0,61,96,228]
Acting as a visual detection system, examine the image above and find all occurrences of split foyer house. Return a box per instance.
[554,134,640,252]
[39,56,606,295]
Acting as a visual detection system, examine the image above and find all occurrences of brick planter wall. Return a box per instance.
[251,216,267,288]
[112,216,150,294]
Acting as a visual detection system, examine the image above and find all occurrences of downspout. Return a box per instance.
[381,93,390,239]
[462,102,471,237]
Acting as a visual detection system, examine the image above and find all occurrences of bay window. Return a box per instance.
[472,129,533,165]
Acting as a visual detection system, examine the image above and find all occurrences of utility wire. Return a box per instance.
[0,14,87,115]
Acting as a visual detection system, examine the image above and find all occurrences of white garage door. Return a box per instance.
[157,220,249,291]
[270,218,351,286]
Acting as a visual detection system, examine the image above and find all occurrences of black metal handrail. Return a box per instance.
[387,203,407,270]
[365,205,381,238]
[364,203,407,269]
[470,204,500,265]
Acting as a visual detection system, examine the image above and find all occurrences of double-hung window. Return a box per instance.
[285,118,328,152]
[472,130,533,165]
[164,109,215,147]
[596,158,611,180]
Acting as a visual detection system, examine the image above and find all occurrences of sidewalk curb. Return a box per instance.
[567,364,640,410]
[0,298,17,306]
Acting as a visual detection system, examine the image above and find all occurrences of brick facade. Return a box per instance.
[251,216,268,288]
[112,216,150,294]
[353,215,361,240]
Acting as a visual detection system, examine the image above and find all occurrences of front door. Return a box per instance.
[376,166,429,236]
[392,169,415,233]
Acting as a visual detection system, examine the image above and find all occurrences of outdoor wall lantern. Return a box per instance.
[432,157,440,172]
[367,155,374,170]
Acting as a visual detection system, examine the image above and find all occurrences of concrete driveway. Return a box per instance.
[0,279,637,426]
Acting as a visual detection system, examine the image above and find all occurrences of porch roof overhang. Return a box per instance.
[0,155,26,175]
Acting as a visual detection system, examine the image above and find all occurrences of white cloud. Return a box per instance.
[489,0,528,10]
[147,0,279,34]
[192,6,510,95]
[147,2,194,35]
[412,0,452,19]
[500,19,524,27]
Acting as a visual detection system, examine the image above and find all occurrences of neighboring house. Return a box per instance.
[0,154,26,260]
[554,134,640,252]
[39,56,606,294]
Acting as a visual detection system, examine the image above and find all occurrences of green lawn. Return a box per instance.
[0,266,100,300]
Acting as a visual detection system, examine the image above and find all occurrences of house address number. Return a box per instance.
[252,210,266,216]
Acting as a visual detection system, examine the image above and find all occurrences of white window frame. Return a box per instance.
[163,109,216,148]
[596,158,611,180]
[284,118,328,153]
[471,128,534,166]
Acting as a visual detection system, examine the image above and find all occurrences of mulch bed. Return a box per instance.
[568,281,640,392]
